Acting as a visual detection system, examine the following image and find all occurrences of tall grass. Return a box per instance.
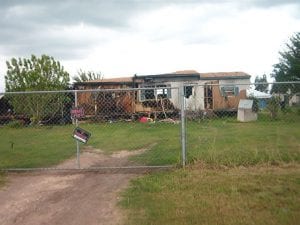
[187,119,300,166]
[120,110,300,225]
[120,165,300,225]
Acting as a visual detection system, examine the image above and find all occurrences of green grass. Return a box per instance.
[76,122,182,165]
[120,165,300,225]
[117,111,300,225]
[0,125,76,168]
[0,122,181,168]
[0,113,299,168]
[0,112,299,224]
[187,119,300,166]
[0,172,5,187]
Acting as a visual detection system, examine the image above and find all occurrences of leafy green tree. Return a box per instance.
[73,69,103,82]
[255,74,268,93]
[271,32,300,94]
[5,54,70,124]
[5,54,69,91]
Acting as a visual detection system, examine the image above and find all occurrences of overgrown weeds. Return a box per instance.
[121,164,300,225]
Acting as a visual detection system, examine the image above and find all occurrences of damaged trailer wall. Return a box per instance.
[167,79,250,111]
[75,79,250,120]
[214,79,250,110]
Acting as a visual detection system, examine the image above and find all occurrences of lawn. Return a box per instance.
[187,119,300,166]
[0,125,76,168]
[0,111,300,225]
[0,122,181,168]
[1,117,299,168]
[121,164,300,225]
[118,110,300,225]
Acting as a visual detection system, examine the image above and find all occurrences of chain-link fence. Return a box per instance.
[184,82,300,166]
[0,87,181,171]
[0,82,299,170]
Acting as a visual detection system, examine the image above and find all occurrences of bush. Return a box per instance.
[6,120,25,128]
[266,96,281,119]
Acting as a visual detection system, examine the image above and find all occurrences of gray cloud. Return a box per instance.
[2,37,92,60]
[2,1,297,31]
[0,0,148,59]
[252,0,300,7]
[0,0,163,29]
[0,0,299,61]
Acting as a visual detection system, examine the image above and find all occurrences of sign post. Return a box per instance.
[73,91,81,169]
[71,92,91,169]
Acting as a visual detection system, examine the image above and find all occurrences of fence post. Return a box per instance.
[180,85,186,167]
[74,90,80,169]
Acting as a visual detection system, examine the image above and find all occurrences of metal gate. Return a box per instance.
[0,87,184,172]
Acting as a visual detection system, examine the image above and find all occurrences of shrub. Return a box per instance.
[6,120,25,128]
[266,96,281,119]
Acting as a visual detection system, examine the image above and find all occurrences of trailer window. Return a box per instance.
[220,86,239,96]
[140,84,171,101]
[184,86,193,98]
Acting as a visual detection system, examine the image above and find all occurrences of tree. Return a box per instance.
[271,32,300,93]
[73,69,103,82]
[5,54,70,124]
[254,74,268,93]
[5,54,69,91]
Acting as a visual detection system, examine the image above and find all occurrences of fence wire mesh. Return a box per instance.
[0,82,299,170]
[0,87,181,170]
[185,82,300,166]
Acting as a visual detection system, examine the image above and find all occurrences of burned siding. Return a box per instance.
[214,79,250,110]
[74,71,251,119]
[212,86,247,110]
[95,90,134,120]
[75,83,135,120]
[135,73,200,114]
[135,97,178,119]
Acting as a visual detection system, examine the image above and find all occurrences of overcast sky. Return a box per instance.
[0,0,300,92]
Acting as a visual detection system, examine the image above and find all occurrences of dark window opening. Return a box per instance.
[204,85,213,109]
[184,86,193,98]
[144,89,155,100]
[140,84,171,101]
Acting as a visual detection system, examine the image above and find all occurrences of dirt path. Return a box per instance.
[0,147,147,225]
